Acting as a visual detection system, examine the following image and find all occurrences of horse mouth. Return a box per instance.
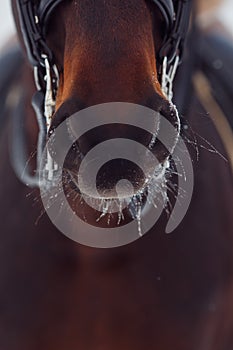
[63,160,169,230]
[42,102,180,230]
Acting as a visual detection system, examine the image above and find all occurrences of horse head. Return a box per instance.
[11,0,190,233]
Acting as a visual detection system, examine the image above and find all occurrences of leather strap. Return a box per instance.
[152,0,175,33]
[38,0,64,34]
[16,0,53,67]
[158,0,192,64]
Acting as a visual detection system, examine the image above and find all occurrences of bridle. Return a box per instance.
[15,0,192,187]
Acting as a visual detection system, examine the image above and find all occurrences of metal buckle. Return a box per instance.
[42,54,59,130]
[161,55,180,102]
[33,55,59,183]
[42,55,59,181]
[34,54,59,127]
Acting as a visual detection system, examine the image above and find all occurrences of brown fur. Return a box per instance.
[0,1,232,349]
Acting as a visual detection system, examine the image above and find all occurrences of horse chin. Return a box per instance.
[60,156,170,228]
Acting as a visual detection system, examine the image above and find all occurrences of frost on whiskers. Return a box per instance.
[32,151,188,238]
[37,144,187,238]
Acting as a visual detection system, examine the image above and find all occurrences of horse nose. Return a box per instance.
[50,96,177,201]
[63,122,156,201]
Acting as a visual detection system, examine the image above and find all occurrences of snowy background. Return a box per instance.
[0,0,233,48]
[217,0,233,33]
[0,2,15,47]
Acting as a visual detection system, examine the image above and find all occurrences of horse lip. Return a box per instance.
[64,157,168,200]
[62,157,169,228]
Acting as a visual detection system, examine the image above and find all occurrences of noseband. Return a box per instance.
[15,0,192,187]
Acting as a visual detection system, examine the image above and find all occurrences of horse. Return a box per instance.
[0,0,233,349]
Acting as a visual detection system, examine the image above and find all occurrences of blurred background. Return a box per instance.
[0,2,15,48]
[0,0,233,50]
